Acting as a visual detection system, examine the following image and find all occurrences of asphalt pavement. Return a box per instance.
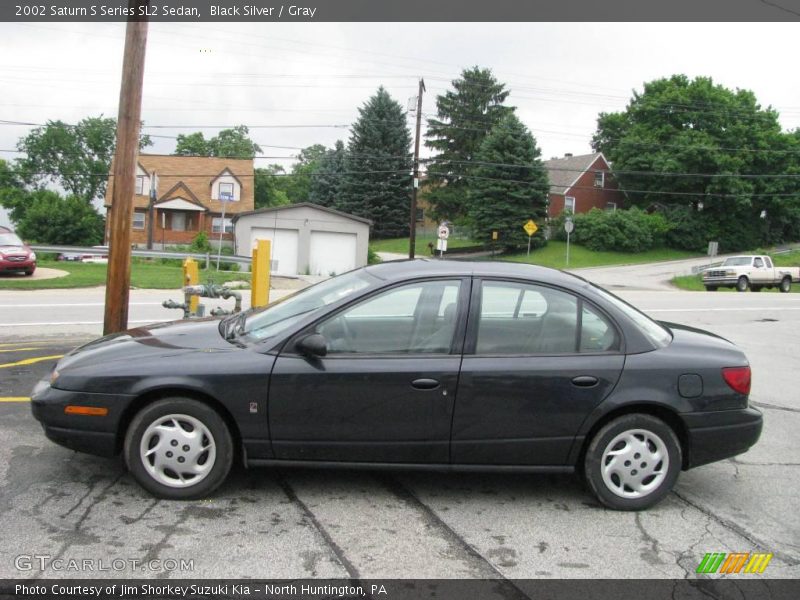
[0,259,798,579]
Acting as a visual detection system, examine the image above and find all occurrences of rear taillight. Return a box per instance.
[722,366,751,395]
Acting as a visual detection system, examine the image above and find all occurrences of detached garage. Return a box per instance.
[232,203,372,276]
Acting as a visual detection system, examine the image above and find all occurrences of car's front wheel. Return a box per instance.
[736,276,749,292]
[124,398,233,500]
[584,414,681,510]
[780,277,791,293]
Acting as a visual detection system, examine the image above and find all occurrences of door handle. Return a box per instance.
[571,375,599,388]
[411,378,440,390]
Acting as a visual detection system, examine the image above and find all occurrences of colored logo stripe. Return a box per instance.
[697,552,773,574]
[745,553,773,574]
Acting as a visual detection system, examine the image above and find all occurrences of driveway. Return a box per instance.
[570,256,714,291]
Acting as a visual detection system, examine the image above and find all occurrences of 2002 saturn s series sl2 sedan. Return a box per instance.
[31,260,762,510]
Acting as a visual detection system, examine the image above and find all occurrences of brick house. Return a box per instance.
[104,154,254,248]
[544,152,626,218]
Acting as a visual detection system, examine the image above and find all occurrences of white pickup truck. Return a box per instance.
[702,255,800,292]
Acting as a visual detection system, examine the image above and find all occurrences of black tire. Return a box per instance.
[124,398,233,500]
[780,277,791,293]
[24,270,34,276]
[584,414,681,511]
[704,286,717,292]
[736,276,749,292]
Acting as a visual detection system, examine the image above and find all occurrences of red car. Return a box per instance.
[0,226,36,276]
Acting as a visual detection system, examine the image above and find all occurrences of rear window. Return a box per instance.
[589,285,671,348]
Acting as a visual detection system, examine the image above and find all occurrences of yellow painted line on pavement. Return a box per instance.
[0,397,31,402]
[0,347,40,353]
[0,354,64,369]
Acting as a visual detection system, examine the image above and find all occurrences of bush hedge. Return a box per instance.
[550,207,668,253]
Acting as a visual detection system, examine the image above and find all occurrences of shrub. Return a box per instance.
[552,207,667,253]
[190,231,212,254]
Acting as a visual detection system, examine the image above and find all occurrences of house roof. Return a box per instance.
[232,202,373,226]
[544,152,607,195]
[105,154,254,214]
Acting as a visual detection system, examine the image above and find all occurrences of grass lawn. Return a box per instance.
[672,249,800,293]
[370,235,480,256]
[500,241,702,270]
[0,259,250,290]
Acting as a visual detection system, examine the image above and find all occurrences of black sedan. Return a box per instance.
[31,260,762,510]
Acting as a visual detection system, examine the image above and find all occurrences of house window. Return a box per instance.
[171,212,186,232]
[605,202,617,211]
[135,175,146,195]
[564,196,576,213]
[218,182,235,200]
[212,217,233,234]
[132,212,145,230]
[594,171,605,188]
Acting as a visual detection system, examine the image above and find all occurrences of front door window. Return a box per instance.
[317,280,462,354]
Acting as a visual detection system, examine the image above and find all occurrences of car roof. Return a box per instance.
[364,258,586,288]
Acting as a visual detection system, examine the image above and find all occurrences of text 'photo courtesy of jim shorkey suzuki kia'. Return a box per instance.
[31,260,762,511]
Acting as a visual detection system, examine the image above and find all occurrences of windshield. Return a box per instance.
[589,284,672,348]
[239,269,376,342]
[722,257,753,266]
[0,232,24,246]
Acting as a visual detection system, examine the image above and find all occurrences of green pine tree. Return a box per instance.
[467,114,549,248]
[309,140,346,207]
[338,87,412,238]
[425,67,514,221]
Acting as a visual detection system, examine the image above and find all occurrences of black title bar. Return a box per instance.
[3,0,800,22]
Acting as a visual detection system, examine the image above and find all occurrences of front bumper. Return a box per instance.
[31,381,133,457]
[701,276,737,287]
[683,407,763,468]
[0,257,35,272]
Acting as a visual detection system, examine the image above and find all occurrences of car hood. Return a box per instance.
[0,245,30,253]
[56,318,235,372]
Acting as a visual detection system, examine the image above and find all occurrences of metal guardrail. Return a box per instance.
[691,261,723,274]
[31,245,254,270]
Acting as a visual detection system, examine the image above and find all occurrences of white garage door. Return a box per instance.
[309,231,357,276]
[250,227,299,275]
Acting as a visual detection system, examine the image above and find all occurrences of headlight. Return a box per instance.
[50,370,60,386]
[29,252,36,260]
[31,377,51,399]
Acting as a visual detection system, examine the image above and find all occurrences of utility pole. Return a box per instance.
[103,4,149,335]
[409,78,425,259]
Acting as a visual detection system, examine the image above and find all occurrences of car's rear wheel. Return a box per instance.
[736,276,749,292]
[124,398,233,500]
[584,414,681,510]
[780,277,791,293]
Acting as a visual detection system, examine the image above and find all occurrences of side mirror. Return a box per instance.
[296,333,327,357]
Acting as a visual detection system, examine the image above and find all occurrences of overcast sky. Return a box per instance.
[2,21,800,226]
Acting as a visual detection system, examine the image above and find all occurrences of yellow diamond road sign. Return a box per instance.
[523,220,538,236]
